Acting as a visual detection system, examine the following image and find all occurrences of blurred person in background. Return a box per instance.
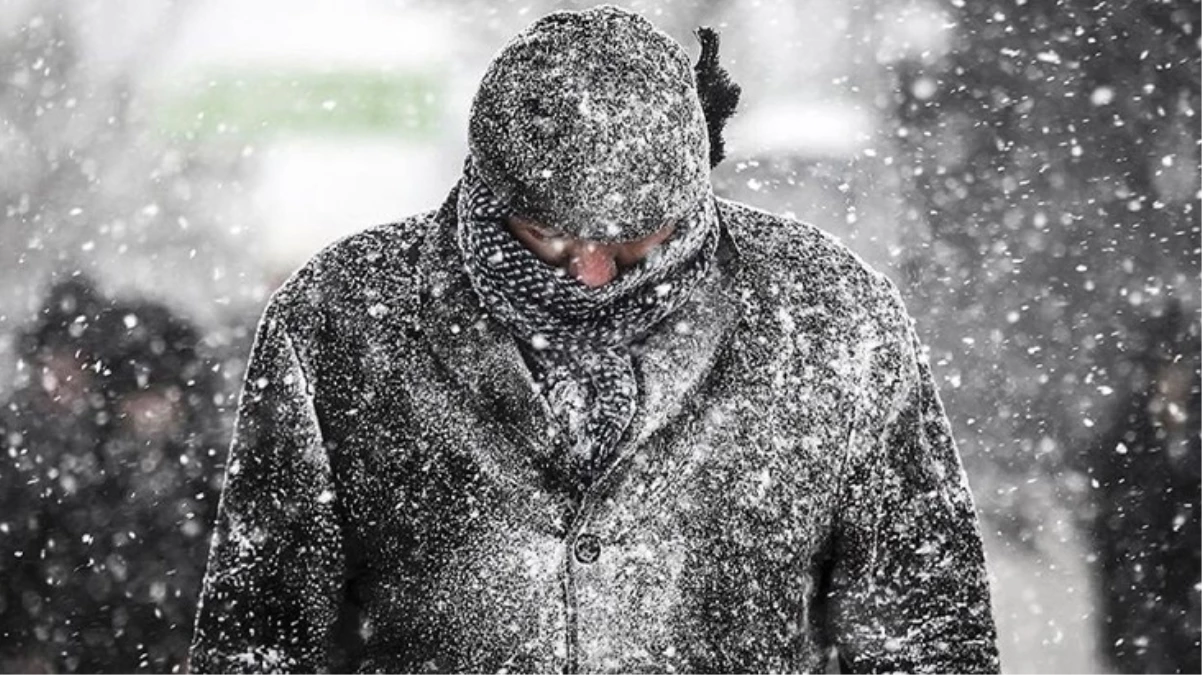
[86,298,225,673]
[1,279,224,673]
[1080,301,1201,674]
[0,276,109,673]
[190,6,998,673]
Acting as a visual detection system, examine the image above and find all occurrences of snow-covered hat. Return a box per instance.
[468,5,711,242]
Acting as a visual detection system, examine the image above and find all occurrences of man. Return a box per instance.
[1,279,223,673]
[190,6,999,673]
[1080,302,1200,674]
[84,299,224,672]
[0,277,108,673]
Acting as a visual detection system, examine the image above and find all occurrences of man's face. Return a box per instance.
[36,347,94,415]
[506,215,677,288]
[118,388,183,442]
[1152,361,1193,430]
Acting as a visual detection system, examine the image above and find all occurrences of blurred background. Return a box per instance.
[0,0,1197,672]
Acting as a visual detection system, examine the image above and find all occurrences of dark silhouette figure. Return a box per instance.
[0,276,110,673]
[1085,303,1201,674]
[1,278,224,673]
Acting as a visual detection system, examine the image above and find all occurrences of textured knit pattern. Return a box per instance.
[188,197,1001,674]
[457,165,719,484]
[468,5,710,241]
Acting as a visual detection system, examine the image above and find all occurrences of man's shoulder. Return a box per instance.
[717,198,910,332]
[264,210,438,337]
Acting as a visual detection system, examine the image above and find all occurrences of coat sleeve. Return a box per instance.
[189,302,345,673]
[825,302,1000,674]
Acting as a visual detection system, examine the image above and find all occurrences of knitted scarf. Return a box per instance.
[457,161,719,486]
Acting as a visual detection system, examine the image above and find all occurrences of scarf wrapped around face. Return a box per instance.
[457,161,719,486]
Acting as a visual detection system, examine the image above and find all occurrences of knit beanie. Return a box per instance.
[467,4,711,242]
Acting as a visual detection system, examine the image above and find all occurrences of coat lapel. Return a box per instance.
[417,211,567,470]
[416,192,744,492]
[592,227,743,488]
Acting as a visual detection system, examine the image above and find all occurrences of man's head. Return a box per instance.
[18,276,107,415]
[468,5,711,256]
[81,298,217,460]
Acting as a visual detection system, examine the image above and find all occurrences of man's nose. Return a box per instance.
[568,242,618,288]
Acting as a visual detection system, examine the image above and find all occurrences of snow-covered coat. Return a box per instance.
[189,188,1000,673]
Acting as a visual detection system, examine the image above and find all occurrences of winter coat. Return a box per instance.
[189,190,1000,674]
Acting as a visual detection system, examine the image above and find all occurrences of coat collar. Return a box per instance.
[415,186,743,492]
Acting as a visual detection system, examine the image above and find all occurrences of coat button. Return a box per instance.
[574,533,601,564]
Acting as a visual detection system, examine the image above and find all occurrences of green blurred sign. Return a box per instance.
[159,70,443,138]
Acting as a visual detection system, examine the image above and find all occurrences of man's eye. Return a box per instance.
[510,217,554,241]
